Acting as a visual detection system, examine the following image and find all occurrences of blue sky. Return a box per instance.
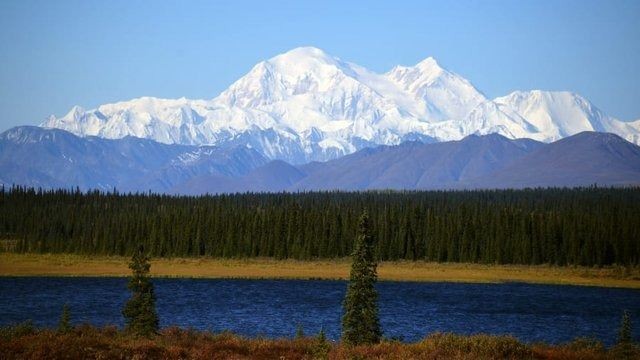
[0,0,639,131]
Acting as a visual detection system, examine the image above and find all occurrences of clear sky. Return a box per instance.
[1,0,639,131]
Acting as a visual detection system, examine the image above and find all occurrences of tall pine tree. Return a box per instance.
[342,211,382,345]
[618,310,633,344]
[122,245,159,336]
[57,303,72,334]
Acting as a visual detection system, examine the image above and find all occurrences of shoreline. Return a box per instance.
[1,253,639,289]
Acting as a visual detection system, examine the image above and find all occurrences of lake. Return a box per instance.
[0,277,638,345]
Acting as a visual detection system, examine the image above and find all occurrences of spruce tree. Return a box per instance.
[313,326,331,359]
[57,303,72,333]
[122,245,159,336]
[341,211,381,345]
[618,310,633,344]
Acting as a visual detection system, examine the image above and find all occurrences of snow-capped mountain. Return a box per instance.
[385,57,486,121]
[490,90,640,143]
[41,47,640,163]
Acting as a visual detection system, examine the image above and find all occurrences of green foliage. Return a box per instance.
[0,321,36,341]
[618,310,633,344]
[122,246,159,337]
[295,323,304,339]
[57,303,72,334]
[342,212,381,346]
[610,342,640,360]
[313,326,331,359]
[2,186,640,266]
[611,311,639,360]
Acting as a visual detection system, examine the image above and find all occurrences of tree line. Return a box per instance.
[61,211,636,353]
[1,186,639,266]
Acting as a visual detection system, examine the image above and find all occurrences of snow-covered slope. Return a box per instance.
[488,90,637,143]
[41,47,640,163]
[386,57,486,121]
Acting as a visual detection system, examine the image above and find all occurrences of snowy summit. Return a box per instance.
[42,47,640,164]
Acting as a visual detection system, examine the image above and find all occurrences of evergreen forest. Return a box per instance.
[1,186,638,266]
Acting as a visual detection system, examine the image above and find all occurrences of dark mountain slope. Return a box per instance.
[292,134,543,190]
[0,126,267,192]
[2,127,638,193]
[466,132,640,188]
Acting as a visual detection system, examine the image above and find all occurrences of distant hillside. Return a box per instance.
[0,126,267,192]
[2,126,639,193]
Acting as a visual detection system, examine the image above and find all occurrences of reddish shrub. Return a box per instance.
[0,325,632,360]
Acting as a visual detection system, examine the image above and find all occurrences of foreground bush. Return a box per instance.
[0,324,638,359]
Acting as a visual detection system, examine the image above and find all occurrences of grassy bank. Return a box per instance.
[1,253,639,288]
[1,324,638,360]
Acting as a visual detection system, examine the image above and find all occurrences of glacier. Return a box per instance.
[41,46,640,164]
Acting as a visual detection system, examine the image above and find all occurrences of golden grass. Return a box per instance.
[0,253,639,288]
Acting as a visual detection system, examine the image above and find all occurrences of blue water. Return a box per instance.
[0,277,638,345]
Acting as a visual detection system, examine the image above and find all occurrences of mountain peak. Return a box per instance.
[388,56,444,77]
[66,105,85,118]
[276,46,332,59]
[266,46,343,68]
[38,49,640,165]
[414,56,443,73]
[217,46,358,109]
[504,90,581,103]
[492,90,611,139]
[385,55,486,121]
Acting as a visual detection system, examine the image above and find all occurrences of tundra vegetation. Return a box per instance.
[1,323,638,359]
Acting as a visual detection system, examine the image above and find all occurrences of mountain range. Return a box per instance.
[0,126,267,192]
[2,126,639,193]
[41,47,640,164]
[3,47,639,193]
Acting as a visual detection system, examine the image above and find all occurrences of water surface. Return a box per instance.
[0,277,637,345]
